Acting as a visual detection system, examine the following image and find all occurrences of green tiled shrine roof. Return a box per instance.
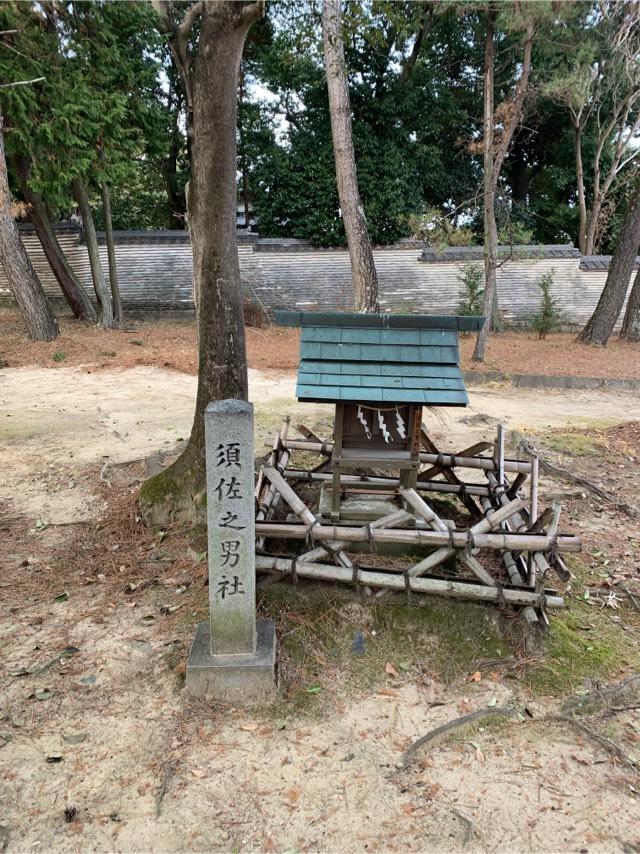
[275,311,484,407]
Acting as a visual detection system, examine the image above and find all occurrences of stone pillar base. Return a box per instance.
[185,620,277,704]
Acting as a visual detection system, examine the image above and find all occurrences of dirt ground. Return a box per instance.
[1,338,640,851]
[2,309,640,380]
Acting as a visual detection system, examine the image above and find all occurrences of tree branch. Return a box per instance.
[238,1,264,29]
[399,3,434,84]
[0,77,45,88]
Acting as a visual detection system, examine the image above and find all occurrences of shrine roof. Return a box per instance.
[275,311,484,407]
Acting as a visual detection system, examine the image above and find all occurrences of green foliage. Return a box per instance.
[52,351,66,363]
[409,208,476,249]
[0,0,631,253]
[497,220,534,246]
[531,270,563,339]
[457,262,485,316]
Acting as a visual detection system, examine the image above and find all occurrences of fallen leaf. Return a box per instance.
[190,769,205,778]
[385,662,399,678]
[46,754,63,763]
[305,684,322,694]
[286,787,302,803]
[239,723,259,732]
[377,687,401,698]
[7,668,30,678]
[487,696,497,707]
[469,670,481,682]
[53,591,69,603]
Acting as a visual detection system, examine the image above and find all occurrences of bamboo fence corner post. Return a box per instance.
[529,456,539,586]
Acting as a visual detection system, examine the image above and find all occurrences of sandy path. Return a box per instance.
[2,367,640,852]
[2,364,640,523]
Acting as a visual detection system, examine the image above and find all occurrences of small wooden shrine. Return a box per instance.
[275,311,483,519]
[251,310,581,623]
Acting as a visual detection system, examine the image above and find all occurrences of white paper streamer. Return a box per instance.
[357,405,372,439]
[378,410,393,443]
[395,407,407,439]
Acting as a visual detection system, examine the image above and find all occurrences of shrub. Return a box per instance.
[497,219,534,246]
[531,270,563,339]
[457,261,485,316]
[52,351,66,363]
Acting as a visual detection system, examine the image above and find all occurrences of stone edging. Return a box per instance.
[463,370,640,392]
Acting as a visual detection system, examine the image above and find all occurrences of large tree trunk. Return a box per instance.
[141,1,262,524]
[0,112,58,341]
[323,0,379,313]
[579,182,640,346]
[72,176,113,329]
[14,155,96,322]
[100,180,123,323]
[620,265,640,341]
[473,7,496,362]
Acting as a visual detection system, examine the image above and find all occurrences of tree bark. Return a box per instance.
[574,123,587,254]
[579,181,640,346]
[584,193,602,257]
[323,0,380,313]
[0,111,58,341]
[620,265,640,341]
[141,1,263,522]
[473,7,497,362]
[238,65,251,230]
[14,155,96,322]
[100,179,123,323]
[72,176,113,329]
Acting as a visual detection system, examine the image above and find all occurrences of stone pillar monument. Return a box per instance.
[185,400,276,702]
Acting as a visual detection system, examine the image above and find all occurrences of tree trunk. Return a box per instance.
[140,1,263,523]
[584,193,602,257]
[473,7,496,362]
[579,182,640,346]
[574,127,587,254]
[0,111,58,341]
[100,179,123,323]
[620,265,640,341]
[238,65,251,230]
[72,176,113,329]
[14,155,96,322]
[323,0,379,313]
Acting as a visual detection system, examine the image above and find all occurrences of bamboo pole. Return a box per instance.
[398,488,449,532]
[420,440,493,480]
[297,509,411,565]
[255,520,581,552]
[496,424,505,487]
[420,430,487,517]
[282,469,492,497]
[529,456,539,586]
[255,419,291,549]
[274,439,533,474]
[485,472,553,579]
[254,555,564,609]
[407,496,528,579]
[261,465,354,568]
